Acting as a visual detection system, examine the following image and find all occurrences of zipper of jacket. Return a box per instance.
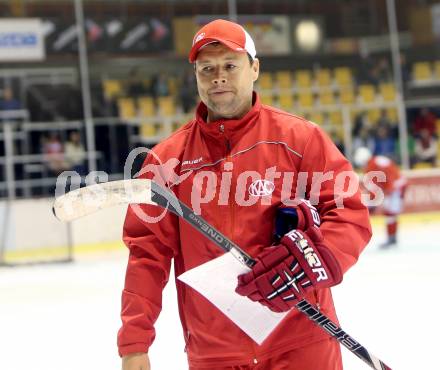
[219,123,235,240]
[219,124,258,365]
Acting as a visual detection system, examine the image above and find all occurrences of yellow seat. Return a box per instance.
[334,67,353,86]
[275,71,293,90]
[167,77,178,96]
[330,111,343,126]
[258,72,273,90]
[413,162,433,169]
[339,88,355,104]
[295,70,313,88]
[334,123,344,140]
[434,61,440,80]
[297,92,314,108]
[413,62,432,81]
[138,96,155,118]
[379,83,397,102]
[310,112,324,125]
[117,98,136,119]
[103,80,122,100]
[260,93,274,106]
[367,109,381,124]
[157,96,176,117]
[387,108,398,122]
[315,69,332,87]
[319,91,335,106]
[140,123,156,137]
[436,119,440,135]
[358,84,376,103]
[278,93,294,111]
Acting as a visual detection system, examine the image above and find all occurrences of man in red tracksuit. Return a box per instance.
[119,19,372,370]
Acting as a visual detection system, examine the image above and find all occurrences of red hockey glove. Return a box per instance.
[236,227,342,313]
[295,199,321,231]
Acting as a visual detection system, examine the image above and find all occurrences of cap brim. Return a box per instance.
[189,38,247,63]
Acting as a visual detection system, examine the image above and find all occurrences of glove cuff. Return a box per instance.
[281,229,343,287]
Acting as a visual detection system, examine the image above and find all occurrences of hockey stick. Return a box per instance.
[53,179,391,370]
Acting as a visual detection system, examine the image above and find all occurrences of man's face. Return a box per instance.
[194,43,259,122]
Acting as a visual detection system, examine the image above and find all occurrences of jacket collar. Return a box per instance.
[195,92,261,141]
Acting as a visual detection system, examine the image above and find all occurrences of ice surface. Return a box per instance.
[0,215,439,370]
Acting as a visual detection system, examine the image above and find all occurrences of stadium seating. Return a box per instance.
[295,70,313,89]
[117,97,136,119]
[310,112,324,125]
[315,69,332,87]
[260,93,274,106]
[297,92,314,108]
[103,79,123,100]
[275,71,293,90]
[412,62,432,81]
[358,84,376,104]
[158,96,176,117]
[258,72,273,90]
[334,67,353,86]
[434,61,440,80]
[379,83,397,102]
[138,96,155,118]
[318,91,335,106]
[278,92,294,111]
[339,87,355,104]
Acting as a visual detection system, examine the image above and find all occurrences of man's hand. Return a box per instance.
[122,353,150,370]
[236,200,343,313]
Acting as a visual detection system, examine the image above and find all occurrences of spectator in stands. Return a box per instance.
[353,125,375,155]
[413,128,438,167]
[0,87,21,111]
[353,111,370,137]
[127,67,147,98]
[377,109,398,139]
[374,57,392,83]
[358,47,376,85]
[64,130,87,176]
[179,69,198,113]
[373,124,396,159]
[151,73,169,98]
[413,108,437,138]
[352,111,375,153]
[42,132,66,176]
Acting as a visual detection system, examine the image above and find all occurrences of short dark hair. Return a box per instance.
[247,53,254,65]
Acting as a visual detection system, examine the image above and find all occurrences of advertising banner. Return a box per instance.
[0,18,45,62]
[403,170,440,213]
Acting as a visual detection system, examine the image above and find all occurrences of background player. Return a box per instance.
[354,146,407,248]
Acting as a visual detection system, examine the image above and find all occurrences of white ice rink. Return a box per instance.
[1,214,439,370]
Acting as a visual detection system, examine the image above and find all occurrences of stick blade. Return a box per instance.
[53,179,155,222]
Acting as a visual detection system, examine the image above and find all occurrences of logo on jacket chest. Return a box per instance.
[248,179,275,197]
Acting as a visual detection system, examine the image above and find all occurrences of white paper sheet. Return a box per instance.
[177,252,289,345]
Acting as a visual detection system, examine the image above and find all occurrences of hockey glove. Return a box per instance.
[236,227,342,313]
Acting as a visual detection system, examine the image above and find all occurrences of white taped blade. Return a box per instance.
[53,179,155,222]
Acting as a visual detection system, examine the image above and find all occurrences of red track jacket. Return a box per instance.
[118,93,372,368]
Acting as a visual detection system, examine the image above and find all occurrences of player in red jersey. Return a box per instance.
[120,20,372,370]
[354,147,406,248]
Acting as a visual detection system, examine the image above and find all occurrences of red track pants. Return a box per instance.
[190,338,343,370]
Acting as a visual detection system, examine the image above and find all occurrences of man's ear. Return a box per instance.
[252,58,260,82]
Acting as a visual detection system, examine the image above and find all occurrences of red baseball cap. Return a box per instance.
[189,19,257,63]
